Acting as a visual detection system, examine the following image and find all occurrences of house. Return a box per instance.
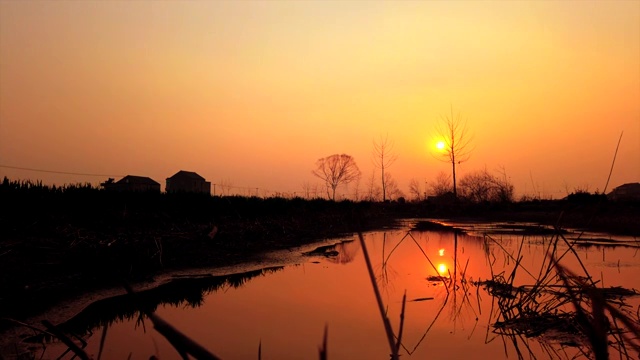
[166,170,211,194]
[607,183,640,201]
[101,175,161,193]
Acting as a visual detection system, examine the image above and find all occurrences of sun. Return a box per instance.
[436,141,446,150]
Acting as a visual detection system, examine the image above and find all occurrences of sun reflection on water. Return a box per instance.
[437,263,447,276]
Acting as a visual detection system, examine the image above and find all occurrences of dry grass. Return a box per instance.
[479,230,640,360]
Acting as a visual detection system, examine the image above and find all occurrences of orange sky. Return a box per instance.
[1,0,638,198]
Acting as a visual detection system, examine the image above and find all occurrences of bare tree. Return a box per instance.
[434,106,473,198]
[312,154,361,201]
[458,167,514,203]
[409,178,424,201]
[365,170,382,201]
[301,181,312,199]
[459,171,493,203]
[311,183,320,199]
[352,176,362,201]
[383,172,405,201]
[219,178,233,196]
[372,134,398,202]
[430,171,453,197]
[493,166,515,202]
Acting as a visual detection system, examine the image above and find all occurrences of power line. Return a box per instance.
[0,164,124,178]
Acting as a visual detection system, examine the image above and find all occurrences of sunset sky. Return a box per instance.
[1,0,638,199]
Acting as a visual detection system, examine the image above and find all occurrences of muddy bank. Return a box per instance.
[405,199,640,236]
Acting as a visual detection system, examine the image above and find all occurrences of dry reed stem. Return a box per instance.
[41,320,90,360]
[395,291,407,354]
[318,324,328,360]
[357,233,400,360]
[123,283,222,360]
[551,259,609,360]
[1,318,55,338]
[97,323,108,360]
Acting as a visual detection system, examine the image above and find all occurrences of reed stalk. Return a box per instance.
[357,233,400,360]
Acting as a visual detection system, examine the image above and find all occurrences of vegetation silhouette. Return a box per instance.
[372,134,399,202]
[433,106,474,199]
[312,154,362,201]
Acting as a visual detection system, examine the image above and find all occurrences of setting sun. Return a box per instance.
[436,141,446,151]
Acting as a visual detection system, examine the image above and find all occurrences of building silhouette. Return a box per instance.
[101,175,161,193]
[166,170,211,194]
[608,183,640,201]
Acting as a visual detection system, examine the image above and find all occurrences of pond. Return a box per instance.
[21,220,640,359]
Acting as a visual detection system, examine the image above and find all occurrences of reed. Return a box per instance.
[123,283,221,360]
[479,229,640,359]
[357,232,401,360]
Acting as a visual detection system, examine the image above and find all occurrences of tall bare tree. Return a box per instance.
[434,107,473,198]
[372,134,398,202]
[312,154,361,201]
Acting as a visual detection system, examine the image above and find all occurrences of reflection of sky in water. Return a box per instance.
[39,221,640,360]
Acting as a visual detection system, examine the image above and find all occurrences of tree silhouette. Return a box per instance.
[372,134,398,202]
[434,107,473,198]
[312,154,361,201]
[409,178,424,201]
[459,167,514,203]
[430,171,453,197]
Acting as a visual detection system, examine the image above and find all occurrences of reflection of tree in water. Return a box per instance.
[394,230,482,356]
[376,232,402,295]
[324,240,361,265]
[24,267,284,346]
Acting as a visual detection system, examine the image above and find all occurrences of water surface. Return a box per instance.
[32,220,640,359]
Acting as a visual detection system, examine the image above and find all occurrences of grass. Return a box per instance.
[477,229,640,360]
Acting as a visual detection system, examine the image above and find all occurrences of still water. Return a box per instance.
[34,220,640,359]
